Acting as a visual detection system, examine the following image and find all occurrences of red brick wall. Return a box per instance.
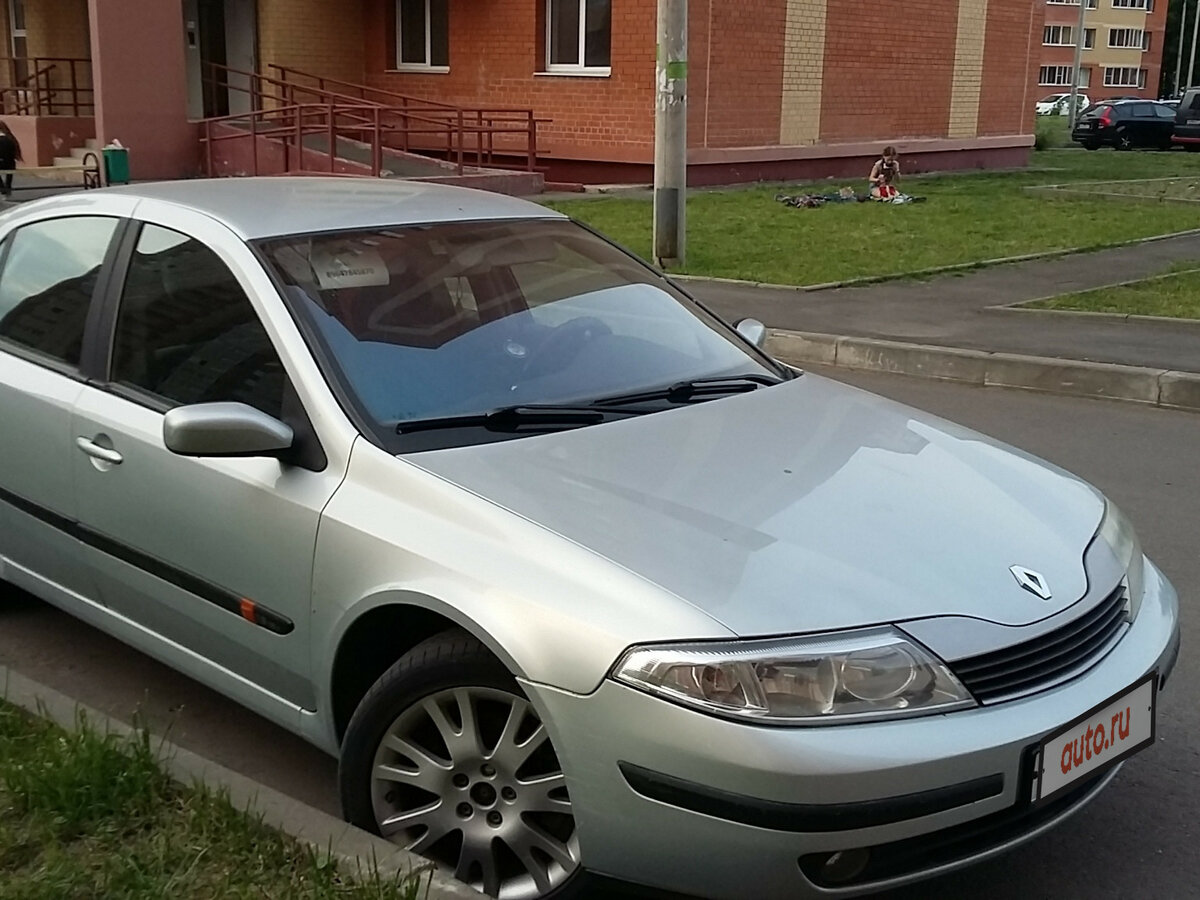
[819,0,959,142]
[362,0,657,160]
[698,0,786,148]
[978,0,1042,136]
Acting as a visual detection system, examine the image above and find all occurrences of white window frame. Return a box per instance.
[1046,0,1097,8]
[1043,25,1096,48]
[544,0,611,76]
[1103,66,1147,88]
[1111,0,1151,9]
[1039,65,1075,86]
[394,0,449,73]
[1108,27,1145,48]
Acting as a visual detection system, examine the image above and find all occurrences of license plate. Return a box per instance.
[1030,673,1156,805]
[1189,119,1200,125]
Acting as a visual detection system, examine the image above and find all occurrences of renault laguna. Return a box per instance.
[0,178,1179,899]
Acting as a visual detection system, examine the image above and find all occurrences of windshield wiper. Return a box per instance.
[397,404,644,435]
[592,374,783,408]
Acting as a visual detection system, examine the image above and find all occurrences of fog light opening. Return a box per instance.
[820,848,871,884]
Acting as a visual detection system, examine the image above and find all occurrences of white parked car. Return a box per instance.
[1036,93,1091,116]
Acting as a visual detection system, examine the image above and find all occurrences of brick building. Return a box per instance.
[1038,0,1167,102]
[6,0,1045,184]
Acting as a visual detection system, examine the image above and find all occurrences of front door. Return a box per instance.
[0,215,120,605]
[70,215,340,718]
[184,0,258,120]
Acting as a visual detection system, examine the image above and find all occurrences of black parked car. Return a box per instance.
[1172,88,1200,151]
[1072,100,1176,150]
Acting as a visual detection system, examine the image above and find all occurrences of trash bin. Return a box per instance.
[102,146,130,185]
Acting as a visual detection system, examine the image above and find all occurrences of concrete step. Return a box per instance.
[85,138,99,150]
[69,146,98,160]
[53,156,83,167]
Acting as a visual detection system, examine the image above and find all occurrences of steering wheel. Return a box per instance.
[520,316,613,379]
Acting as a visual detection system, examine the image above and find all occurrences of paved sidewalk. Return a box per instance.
[687,231,1200,374]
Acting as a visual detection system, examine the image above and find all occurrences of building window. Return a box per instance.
[1040,65,1080,86]
[1104,66,1147,88]
[546,0,611,72]
[1046,0,1097,8]
[1043,26,1095,47]
[395,0,449,70]
[1108,27,1146,48]
[1111,0,1151,9]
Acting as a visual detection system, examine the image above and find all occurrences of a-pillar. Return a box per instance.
[88,0,196,180]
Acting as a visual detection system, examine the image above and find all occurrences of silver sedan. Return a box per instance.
[0,178,1179,899]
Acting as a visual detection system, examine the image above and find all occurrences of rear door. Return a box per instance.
[0,214,123,606]
[70,211,344,720]
[1128,104,1158,145]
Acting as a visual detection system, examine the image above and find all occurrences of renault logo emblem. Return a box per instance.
[1010,566,1052,601]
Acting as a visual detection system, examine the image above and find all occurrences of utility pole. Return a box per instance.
[1175,0,1189,96]
[1190,0,1200,90]
[653,0,687,269]
[1068,0,1088,130]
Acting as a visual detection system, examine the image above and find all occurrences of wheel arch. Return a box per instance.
[328,594,526,746]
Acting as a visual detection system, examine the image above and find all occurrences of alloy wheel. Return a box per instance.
[370,686,580,898]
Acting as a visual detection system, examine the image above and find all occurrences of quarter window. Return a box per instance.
[547,0,611,71]
[112,224,286,419]
[396,0,449,69]
[0,216,118,368]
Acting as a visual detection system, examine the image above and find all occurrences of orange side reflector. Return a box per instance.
[239,598,257,624]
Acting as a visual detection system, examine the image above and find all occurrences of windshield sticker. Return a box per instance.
[311,247,391,289]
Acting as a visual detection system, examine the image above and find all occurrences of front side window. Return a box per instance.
[0,216,118,368]
[258,219,784,451]
[396,0,449,69]
[547,0,611,71]
[112,224,286,419]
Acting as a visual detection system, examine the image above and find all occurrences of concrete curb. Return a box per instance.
[671,226,1200,294]
[0,664,478,900]
[767,329,1200,412]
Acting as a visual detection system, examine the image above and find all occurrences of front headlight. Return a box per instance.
[613,628,975,725]
[1097,499,1145,617]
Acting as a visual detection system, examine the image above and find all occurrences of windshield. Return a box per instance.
[257,219,786,451]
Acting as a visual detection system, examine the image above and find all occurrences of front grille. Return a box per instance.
[951,585,1130,704]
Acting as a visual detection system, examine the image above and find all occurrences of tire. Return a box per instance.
[1115,131,1133,151]
[1083,141,1100,151]
[339,630,585,899]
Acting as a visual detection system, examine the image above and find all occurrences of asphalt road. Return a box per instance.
[1,371,1196,900]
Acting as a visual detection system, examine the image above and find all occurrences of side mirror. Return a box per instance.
[734,317,768,349]
[163,402,294,458]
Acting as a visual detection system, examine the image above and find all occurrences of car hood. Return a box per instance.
[410,374,1105,637]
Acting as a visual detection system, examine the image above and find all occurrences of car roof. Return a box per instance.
[19,177,566,240]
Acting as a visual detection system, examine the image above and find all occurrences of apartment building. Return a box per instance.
[1039,0,1167,102]
[6,0,1045,183]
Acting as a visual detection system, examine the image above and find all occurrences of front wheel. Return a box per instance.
[1115,131,1133,151]
[339,631,583,899]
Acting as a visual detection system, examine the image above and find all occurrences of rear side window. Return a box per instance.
[1156,105,1176,119]
[111,224,286,418]
[0,216,118,368]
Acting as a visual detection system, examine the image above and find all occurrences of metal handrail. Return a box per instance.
[200,62,541,174]
[1,57,92,116]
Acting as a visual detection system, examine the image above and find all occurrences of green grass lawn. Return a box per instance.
[0,703,423,899]
[1035,115,1073,149]
[1025,266,1200,319]
[545,150,1200,286]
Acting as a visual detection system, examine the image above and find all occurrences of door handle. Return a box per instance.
[75,436,124,465]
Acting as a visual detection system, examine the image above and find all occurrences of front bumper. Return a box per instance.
[525,560,1179,900]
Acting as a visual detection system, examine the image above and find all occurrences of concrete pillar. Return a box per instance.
[88,0,196,179]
